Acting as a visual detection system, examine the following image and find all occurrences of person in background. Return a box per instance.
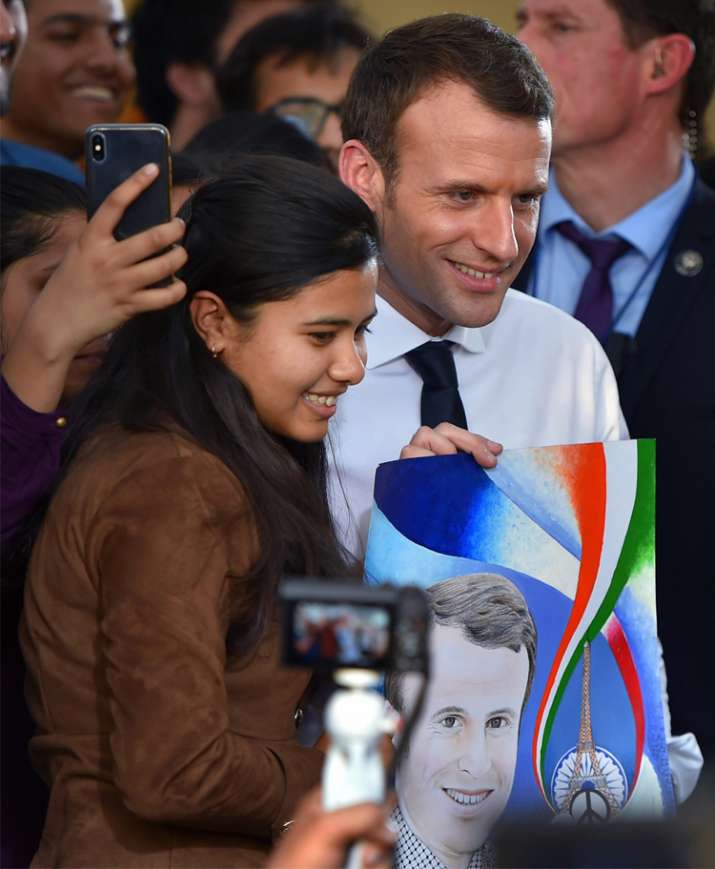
[169,149,207,212]
[185,108,329,175]
[0,0,27,115]
[20,156,379,868]
[217,3,369,169]
[515,0,715,772]
[131,0,332,150]
[170,109,329,210]
[0,0,134,181]
[1,166,186,546]
[699,152,715,188]
[0,164,186,867]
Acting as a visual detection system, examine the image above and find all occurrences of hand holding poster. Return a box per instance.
[364,440,671,869]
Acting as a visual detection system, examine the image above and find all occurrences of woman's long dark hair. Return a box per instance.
[0,166,86,278]
[64,155,378,656]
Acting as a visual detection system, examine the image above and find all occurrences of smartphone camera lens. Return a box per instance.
[91,133,106,163]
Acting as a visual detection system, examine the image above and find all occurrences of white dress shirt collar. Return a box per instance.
[366,293,486,371]
[539,157,696,260]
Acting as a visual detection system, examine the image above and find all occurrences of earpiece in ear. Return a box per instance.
[652,53,666,79]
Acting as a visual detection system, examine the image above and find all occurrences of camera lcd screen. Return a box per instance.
[288,601,392,669]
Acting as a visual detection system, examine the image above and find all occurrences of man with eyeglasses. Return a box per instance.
[132,0,322,152]
[217,3,369,169]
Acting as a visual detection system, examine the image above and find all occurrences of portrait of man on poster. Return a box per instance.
[386,573,537,869]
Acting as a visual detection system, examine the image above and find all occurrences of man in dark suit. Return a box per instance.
[515,0,715,776]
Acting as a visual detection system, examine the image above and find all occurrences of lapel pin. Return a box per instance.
[674,249,704,277]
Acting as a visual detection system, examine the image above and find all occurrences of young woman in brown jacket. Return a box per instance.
[20,156,379,868]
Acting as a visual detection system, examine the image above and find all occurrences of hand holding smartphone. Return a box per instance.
[0,164,187,416]
[36,163,187,357]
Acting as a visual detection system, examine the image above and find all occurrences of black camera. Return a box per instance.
[90,132,106,162]
[279,578,430,674]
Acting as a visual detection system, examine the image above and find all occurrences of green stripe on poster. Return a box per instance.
[539,440,655,788]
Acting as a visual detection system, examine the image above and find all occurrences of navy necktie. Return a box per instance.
[557,220,631,342]
[405,341,467,429]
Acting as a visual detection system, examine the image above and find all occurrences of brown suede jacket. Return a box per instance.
[20,428,323,868]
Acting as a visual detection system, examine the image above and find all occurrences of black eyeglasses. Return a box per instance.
[269,96,343,140]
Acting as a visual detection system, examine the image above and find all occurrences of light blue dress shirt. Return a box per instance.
[526,157,696,337]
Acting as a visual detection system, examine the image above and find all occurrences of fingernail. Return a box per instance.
[143,163,159,176]
[487,440,503,452]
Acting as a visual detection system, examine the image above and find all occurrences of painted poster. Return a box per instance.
[364,440,671,867]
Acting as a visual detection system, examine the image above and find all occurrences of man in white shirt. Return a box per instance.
[330,13,701,804]
[331,13,626,559]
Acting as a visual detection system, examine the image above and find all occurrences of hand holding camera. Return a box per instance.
[266,788,396,869]
[280,580,431,866]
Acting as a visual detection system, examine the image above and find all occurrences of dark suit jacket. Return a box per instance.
[514,179,715,761]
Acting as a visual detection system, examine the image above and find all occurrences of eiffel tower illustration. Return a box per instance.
[557,642,621,820]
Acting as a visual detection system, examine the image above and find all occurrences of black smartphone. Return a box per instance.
[85,123,172,240]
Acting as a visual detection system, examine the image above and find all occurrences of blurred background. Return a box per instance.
[338,0,715,145]
[120,0,715,149]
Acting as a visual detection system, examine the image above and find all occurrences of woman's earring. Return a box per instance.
[210,346,219,359]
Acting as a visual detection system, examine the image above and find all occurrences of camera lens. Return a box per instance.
[91,133,105,162]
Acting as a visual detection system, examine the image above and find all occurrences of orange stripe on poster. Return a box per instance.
[532,443,607,796]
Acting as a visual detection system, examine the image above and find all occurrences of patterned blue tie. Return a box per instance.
[557,220,632,342]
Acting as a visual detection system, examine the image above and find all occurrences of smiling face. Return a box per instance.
[516,0,648,158]
[219,262,377,442]
[369,80,550,335]
[0,0,28,114]
[0,210,107,402]
[2,0,135,157]
[397,624,529,863]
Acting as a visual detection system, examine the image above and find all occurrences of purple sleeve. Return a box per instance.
[0,377,66,544]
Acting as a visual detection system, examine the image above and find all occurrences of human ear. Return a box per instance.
[189,291,233,355]
[646,34,695,95]
[383,697,402,749]
[166,62,217,108]
[339,139,387,213]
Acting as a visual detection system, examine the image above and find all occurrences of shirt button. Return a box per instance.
[294,706,304,729]
[55,417,68,428]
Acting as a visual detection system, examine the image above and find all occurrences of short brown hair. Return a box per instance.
[386,572,537,717]
[605,0,715,154]
[341,14,553,183]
